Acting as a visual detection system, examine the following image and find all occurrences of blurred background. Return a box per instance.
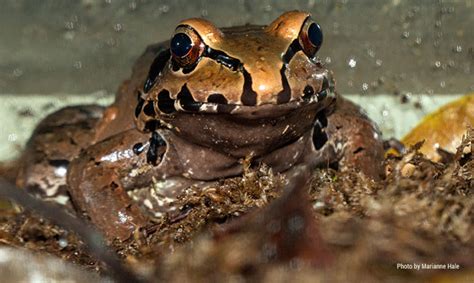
[0,0,473,160]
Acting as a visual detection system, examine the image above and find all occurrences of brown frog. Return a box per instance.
[16,11,384,241]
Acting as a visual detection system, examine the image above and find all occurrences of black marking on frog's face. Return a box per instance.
[144,49,171,93]
[157,90,176,114]
[276,66,291,104]
[241,69,258,106]
[207,93,228,104]
[176,84,203,111]
[143,101,156,116]
[135,94,145,118]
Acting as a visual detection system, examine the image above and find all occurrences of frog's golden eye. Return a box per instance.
[170,26,204,68]
[299,19,323,58]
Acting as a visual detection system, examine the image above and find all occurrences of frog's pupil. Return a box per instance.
[308,23,323,47]
[171,33,193,57]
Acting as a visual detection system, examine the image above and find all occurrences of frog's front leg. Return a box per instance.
[67,129,161,241]
[67,128,241,241]
[308,96,385,180]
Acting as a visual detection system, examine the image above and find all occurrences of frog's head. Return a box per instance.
[136,11,334,157]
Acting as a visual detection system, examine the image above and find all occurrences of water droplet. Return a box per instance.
[12,68,23,77]
[440,81,446,88]
[64,21,75,30]
[434,61,442,68]
[401,31,410,39]
[58,238,68,248]
[362,83,369,91]
[324,56,332,64]
[159,5,169,13]
[8,133,17,142]
[453,45,462,53]
[347,58,357,68]
[73,61,82,69]
[375,59,383,67]
[114,23,123,32]
[367,49,375,58]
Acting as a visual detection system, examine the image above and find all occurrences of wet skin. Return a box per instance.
[17,11,384,241]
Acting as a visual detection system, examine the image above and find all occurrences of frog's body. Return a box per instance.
[16,11,384,241]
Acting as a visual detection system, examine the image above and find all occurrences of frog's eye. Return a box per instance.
[170,26,204,68]
[299,19,323,58]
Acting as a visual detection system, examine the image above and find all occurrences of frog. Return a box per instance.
[16,11,384,241]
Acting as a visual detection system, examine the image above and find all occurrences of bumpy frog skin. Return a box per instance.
[16,11,384,241]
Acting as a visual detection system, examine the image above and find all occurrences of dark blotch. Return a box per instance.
[157,90,176,114]
[312,121,328,150]
[177,84,202,111]
[207,93,228,104]
[241,69,257,106]
[144,49,171,93]
[135,96,145,118]
[144,120,160,132]
[146,131,167,165]
[316,110,328,128]
[204,47,242,71]
[282,40,301,64]
[312,111,329,150]
[133,143,145,155]
[276,66,291,104]
[143,101,156,116]
[303,85,314,100]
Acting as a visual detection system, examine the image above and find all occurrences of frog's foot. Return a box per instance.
[307,96,385,180]
[16,105,104,207]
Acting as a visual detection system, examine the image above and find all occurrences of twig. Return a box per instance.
[0,178,146,283]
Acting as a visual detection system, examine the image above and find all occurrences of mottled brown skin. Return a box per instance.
[17,11,384,241]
